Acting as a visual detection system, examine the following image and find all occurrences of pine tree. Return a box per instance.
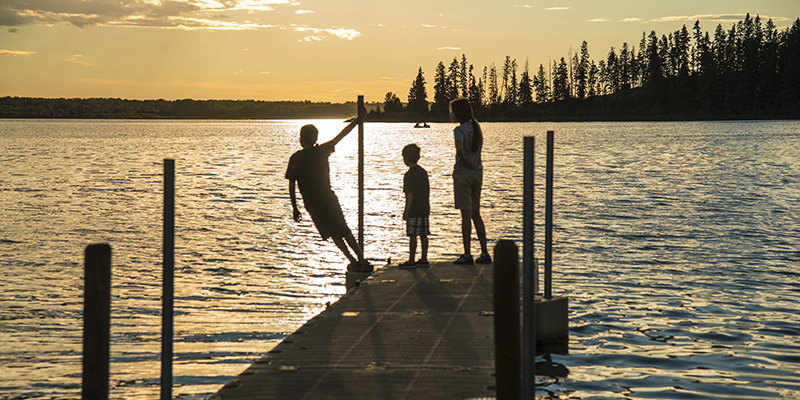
[447,57,460,100]
[552,57,570,101]
[576,41,590,98]
[534,64,550,102]
[518,59,534,105]
[433,61,449,117]
[407,67,428,117]
[488,63,499,106]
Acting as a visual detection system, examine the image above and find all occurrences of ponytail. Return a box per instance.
[450,98,482,154]
[470,118,482,152]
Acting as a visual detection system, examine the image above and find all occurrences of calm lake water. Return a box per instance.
[1,119,799,399]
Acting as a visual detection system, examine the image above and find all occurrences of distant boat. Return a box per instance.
[414,122,430,128]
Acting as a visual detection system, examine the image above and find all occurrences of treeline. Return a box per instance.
[374,14,800,121]
[0,97,360,119]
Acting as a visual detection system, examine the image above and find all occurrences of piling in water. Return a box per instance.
[83,243,111,400]
[494,240,521,400]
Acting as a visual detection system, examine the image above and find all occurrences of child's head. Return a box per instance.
[402,143,421,166]
[449,98,474,123]
[299,124,319,147]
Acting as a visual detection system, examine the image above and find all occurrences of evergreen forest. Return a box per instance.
[380,14,800,121]
[2,14,798,122]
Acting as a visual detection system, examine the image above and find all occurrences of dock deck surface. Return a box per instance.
[210,261,496,400]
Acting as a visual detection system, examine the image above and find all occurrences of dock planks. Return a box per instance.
[210,261,497,400]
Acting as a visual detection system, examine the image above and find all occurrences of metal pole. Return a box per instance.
[161,159,174,400]
[357,95,364,261]
[545,131,554,299]
[522,136,536,399]
[494,240,521,400]
[83,243,111,400]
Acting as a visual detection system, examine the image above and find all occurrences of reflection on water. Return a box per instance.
[1,119,799,399]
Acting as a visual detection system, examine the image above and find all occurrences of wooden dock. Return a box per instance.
[209,261,498,400]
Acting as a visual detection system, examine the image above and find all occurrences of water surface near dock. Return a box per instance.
[1,119,799,399]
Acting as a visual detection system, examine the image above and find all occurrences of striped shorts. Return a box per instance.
[406,217,430,237]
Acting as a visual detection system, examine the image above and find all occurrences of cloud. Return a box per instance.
[294,26,360,42]
[438,47,461,50]
[651,14,789,23]
[588,18,610,22]
[0,0,361,40]
[622,18,643,22]
[63,55,96,67]
[545,7,569,11]
[1,49,35,56]
[514,5,533,8]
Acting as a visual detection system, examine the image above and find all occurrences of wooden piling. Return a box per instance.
[83,243,111,400]
[494,240,521,400]
[162,158,175,400]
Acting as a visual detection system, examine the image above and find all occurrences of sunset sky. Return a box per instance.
[2,0,799,103]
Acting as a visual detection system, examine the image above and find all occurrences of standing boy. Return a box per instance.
[286,106,371,272]
[400,144,430,267]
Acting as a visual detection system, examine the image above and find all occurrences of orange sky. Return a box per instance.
[2,1,799,103]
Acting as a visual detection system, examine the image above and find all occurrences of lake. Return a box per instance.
[1,119,799,399]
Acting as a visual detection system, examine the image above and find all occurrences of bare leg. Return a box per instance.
[460,209,472,255]
[332,236,357,264]
[343,232,364,262]
[472,209,488,254]
[408,235,417,263]
[419,235,429,263]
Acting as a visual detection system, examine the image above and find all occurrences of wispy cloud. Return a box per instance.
[514,5,534,8]
[294,26,360,42]
[0,0,360,40]
[651,14,789,23]
[588,18,610,23]
[622,18,643,23]
[438,47,461,50]
[545,7,569,11]
[63,55,95,67]
[0,49,35,56]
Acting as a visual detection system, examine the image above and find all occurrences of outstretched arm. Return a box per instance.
[289,179,301,222]
[324,105,367,147]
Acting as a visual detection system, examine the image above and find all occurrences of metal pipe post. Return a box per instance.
[161,159,174,400]
[357,95,365,260]
[522,136,536,398]
[545,131,554,299]
[83,243,111,400]
[494,240,521,400]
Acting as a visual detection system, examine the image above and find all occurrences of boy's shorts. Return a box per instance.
[305,195,351,240]
[453,172,482,210]
[406,217,430,237]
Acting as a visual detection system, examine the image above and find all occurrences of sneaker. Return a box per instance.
[454,254,474,265]
[475,253,492,264]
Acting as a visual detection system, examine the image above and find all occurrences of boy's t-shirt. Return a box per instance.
[403,165,430,218]
[285,142,336,210]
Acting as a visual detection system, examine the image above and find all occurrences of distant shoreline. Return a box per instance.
[1,95,797,122]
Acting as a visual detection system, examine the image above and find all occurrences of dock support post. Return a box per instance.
[522,136,536,398]
[83,243,111,400]
[162,159,174,400]
[545,130,554,299]
[494,240,520,400]
[357,95,365,260]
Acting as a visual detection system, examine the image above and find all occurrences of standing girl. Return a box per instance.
[450,98,490,264]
